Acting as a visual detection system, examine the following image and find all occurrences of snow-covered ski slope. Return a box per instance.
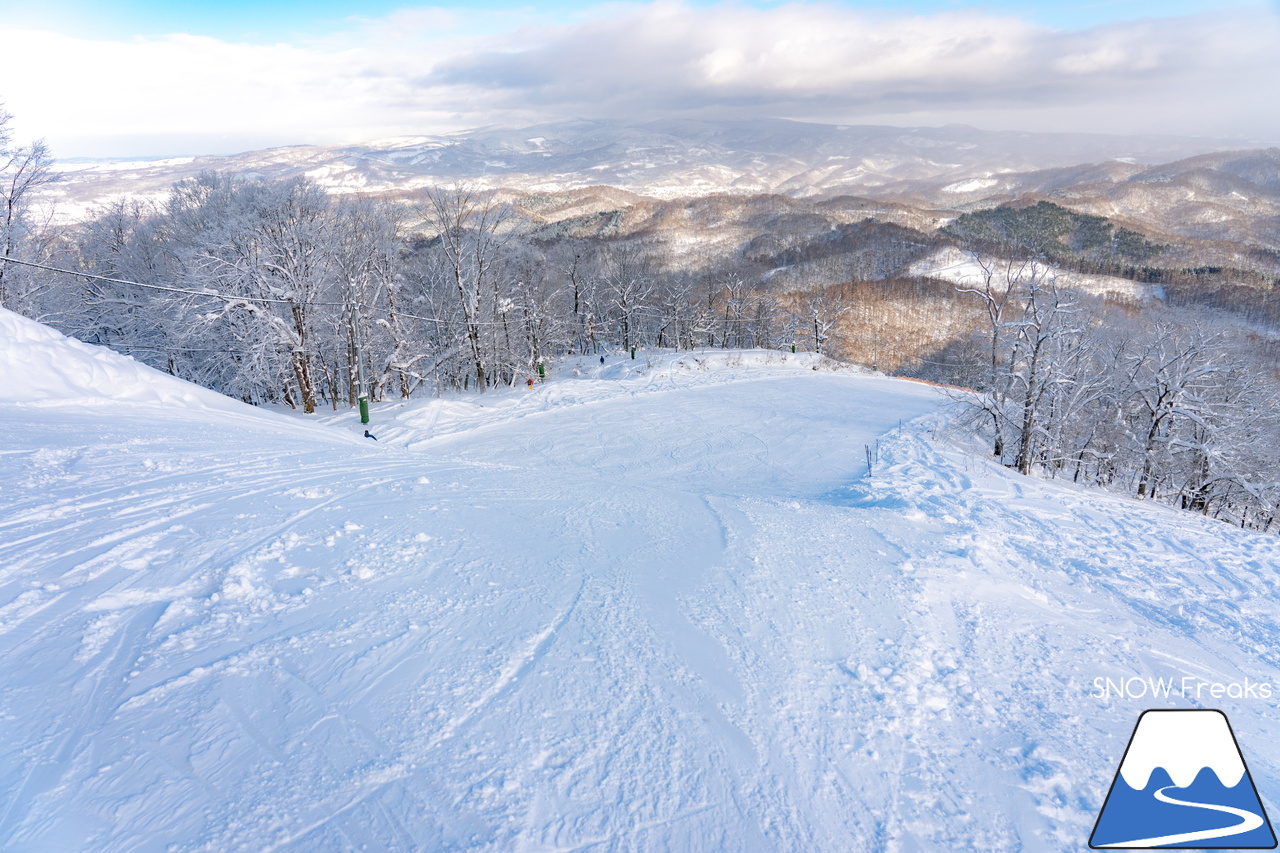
[4,308,1280,852]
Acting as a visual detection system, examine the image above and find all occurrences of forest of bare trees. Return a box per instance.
[944,258,1280,531]
[11,172,821,407]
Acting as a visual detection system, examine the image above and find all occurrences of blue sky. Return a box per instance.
[6,0,1257,41]
[2,1,1277,157]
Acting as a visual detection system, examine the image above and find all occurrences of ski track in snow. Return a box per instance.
[3,349,1280,851]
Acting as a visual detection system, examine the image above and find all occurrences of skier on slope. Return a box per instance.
[364,430,377,441]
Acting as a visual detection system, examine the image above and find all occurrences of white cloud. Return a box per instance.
[2,1,1278,157]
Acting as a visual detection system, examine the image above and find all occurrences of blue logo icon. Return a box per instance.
[1091,709,1276,848]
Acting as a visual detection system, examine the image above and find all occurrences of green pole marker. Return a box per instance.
[538,362,545,379]
[630,346,636,359]
[791,343,796,353]
[359,394,370,425]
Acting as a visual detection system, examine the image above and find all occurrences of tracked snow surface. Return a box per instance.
[3,307,1280,851]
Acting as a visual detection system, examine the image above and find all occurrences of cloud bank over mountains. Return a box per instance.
[5,1,1278,157]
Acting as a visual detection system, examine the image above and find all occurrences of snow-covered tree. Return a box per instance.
[418,184,517,392]
[0,104,55,314]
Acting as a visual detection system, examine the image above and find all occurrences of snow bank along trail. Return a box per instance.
[4,314,1280,851]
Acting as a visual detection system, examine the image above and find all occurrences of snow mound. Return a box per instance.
[0,307,248,413]
[0,308,356,443]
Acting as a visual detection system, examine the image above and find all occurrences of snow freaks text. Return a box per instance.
[1092,676,1277,701]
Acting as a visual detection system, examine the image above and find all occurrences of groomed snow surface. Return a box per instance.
[4,308,1280,851]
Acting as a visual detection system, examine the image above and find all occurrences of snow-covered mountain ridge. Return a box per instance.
[4,312,1280,850]
[43,118,1262,221]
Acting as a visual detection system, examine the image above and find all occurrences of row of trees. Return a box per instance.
[20,172,835,412]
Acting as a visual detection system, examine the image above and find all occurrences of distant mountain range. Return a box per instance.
[44,118,1265,206]
[41,119,1280,271]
